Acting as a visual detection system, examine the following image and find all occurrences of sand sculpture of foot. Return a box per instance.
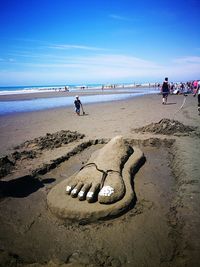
[47,136,145,222]
[66,136,133,204]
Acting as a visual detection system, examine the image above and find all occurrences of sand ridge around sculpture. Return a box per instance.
[0,130,85,178]
[47,136,145,222]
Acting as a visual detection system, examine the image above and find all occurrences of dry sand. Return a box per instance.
[0,92,200,267]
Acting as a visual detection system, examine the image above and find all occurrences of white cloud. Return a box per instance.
[109,14,133,21]
[0,57,15,63]
[0,54,163,84]
[172,56,200,64]
[49,44,105,51]
[161,56,200,81]
[1,53,200,85]
[78,54,159,68]
[9,54,161,70]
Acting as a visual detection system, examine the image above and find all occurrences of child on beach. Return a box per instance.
[74,95,83,115]
[161,77,170,105]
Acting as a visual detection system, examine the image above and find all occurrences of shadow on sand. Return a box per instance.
[0,176,55,198]
[165,102,177,105]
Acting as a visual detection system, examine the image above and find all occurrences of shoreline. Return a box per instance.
[0,86,158,101]
[0,88,158,117]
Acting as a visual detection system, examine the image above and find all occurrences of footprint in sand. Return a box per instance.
[65,136,133,204]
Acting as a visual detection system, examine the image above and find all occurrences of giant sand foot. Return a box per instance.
[47,136,145,222]
[66,136,132,204]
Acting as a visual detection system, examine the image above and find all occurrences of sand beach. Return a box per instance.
[0,91,200,267]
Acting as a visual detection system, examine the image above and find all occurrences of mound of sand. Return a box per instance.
[0,130,85,178]
[134,118,197,135]
[0,151,37,178]
[15,130,85,150]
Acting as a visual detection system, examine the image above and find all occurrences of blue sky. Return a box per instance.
[0,0,200,86]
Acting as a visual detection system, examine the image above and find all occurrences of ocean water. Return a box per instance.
[0,85,158,115]
[0,84,102,95]
[0,83,141,95]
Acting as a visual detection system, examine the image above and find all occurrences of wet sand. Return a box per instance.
[0,93,200,266]
[0,87,149,101]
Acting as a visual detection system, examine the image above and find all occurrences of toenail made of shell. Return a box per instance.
[71,188,77,194]
[66,186,71,192]
[78,191,84,197]
[87,192,94,198]
[99,186,114,197]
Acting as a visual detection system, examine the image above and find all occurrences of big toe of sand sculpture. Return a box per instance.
[47,136,145,222]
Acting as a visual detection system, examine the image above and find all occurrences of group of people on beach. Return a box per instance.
[73,78,200,116]
[160,77,200,114]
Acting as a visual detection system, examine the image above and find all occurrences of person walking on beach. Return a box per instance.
[64,86,69,92]
[74,95,83,115]
[193,81,200,115]
[161,77,170,105]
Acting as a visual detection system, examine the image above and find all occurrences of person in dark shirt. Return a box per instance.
[161,77,170,105]
[74,95,82,115]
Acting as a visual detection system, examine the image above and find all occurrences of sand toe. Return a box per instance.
[71,182,83,197]
[86,183,100,203]
[78,183,91,201]
[98,171,125,204]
